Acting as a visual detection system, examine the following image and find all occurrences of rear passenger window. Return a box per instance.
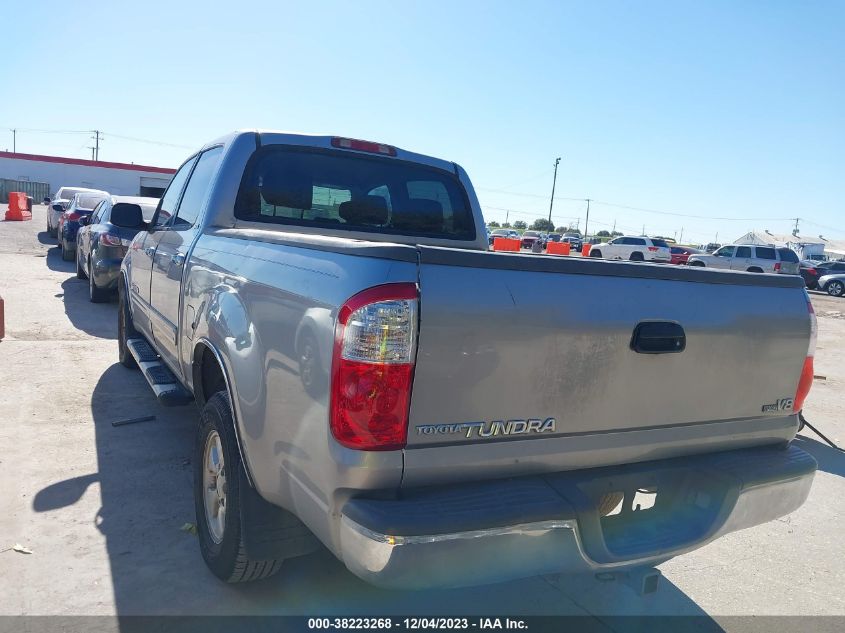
[736,246,752,258]
[631,238,646,245]
[155,156,197,228]
[756,247,776,260]
[777,248,799,263]
[172,147,224,229]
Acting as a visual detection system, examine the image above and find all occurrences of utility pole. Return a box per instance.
[793,217,800,235]
[548,157,561,225]
[642,224,646,236]
[88,146,96,160]
[679,227,684,244]
[612,219,616,234]
[11,129,15,153]
[91,130,101,161]
[505,210,509,225]
[583,198,591,239]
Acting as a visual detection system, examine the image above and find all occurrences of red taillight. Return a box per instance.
[794,298,816,411]
[331,137,397,156]
[774,262,781,272]
[648,246,659,252]
[100,233,122,247]
[808,269,818,275]
[67,212,81,221]
[330,283,418,450]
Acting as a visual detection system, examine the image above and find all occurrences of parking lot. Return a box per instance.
[1,205,844,625]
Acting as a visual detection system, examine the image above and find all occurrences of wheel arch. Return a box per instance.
[192,338,256,488]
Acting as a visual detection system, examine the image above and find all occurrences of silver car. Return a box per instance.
[688,244,800,274]
[819,273,845,297]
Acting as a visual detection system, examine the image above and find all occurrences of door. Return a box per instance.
[149,146,224,372]
[711,245,736,269]
[732,245,753,270]
[129,155,197,341]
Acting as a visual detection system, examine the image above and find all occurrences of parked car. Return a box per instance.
[799,260,822,289]
[116,130,815,589]
[669,246,702,265]
[588,236,671,262]
[507,229,520,239]
[75,195,159,302]
[46,187,107,237]
[520,230,543,250]
[818,273,845,297]
[815,260,845,274]
[688,244,800,275]
[562,233,582,252]
[547,232,562,243]
[488,228,513,246]
[57,191,110,261]
[704,242,721,253]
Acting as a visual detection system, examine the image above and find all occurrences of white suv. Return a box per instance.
[588,236,671,262]
[687,244,800,275]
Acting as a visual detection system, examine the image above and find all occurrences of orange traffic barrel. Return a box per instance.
[546,241,571,256]
[4,192,32,221]
[492,237,521,252]
[581,243,591,257]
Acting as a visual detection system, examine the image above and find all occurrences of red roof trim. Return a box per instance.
[0,151,176,174]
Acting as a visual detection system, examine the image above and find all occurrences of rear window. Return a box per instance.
[234,147,475,240]
[651,238,669,247]
[76,194,107,210]
[756,247,777,260]
[777,248,799,263]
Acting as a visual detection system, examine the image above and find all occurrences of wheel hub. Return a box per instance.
[203,431,227,543]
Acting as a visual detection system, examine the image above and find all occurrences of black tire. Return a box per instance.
[89,259,109,303]
[195,392,284,583]
[61,239,74,261]
[118,285,138,369]
[630,252,644,261]
[590,249,602,258]
[747,267,763,273]
[689,260,705,267]
[827,280,845,297]
[76,251,86,279]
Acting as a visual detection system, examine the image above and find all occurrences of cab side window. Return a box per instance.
[171,147,224,230]
[735,246,752,258]
[715,246,736,257]
[153,156,198,229]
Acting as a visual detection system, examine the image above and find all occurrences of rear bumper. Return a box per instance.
[338,444,815,589]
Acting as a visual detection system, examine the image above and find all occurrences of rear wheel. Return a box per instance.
[61,239,74,261]
[689,260,705,267]
[118,285,138,368]
[590,249,602,258]
[76,250,86,279]
[195,392,284,583]
[89,258,109,303]
[827,280,845,297]
[746,267,763,273]
[630,252,644,261]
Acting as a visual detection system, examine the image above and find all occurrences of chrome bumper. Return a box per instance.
[338,445,816,589]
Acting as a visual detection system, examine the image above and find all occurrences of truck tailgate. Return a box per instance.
[403,247,810,487]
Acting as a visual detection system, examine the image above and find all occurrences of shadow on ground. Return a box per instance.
[31,363,721,627]
[793,435,845,478]
[37,230,55,246]
[58,276,118,339]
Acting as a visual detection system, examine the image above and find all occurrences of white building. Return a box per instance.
[0,150,175,199]
[733,230,845,261]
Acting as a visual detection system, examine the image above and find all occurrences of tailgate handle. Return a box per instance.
[631,322,686,354]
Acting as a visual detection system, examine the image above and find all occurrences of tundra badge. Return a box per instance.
[416,418,556,440]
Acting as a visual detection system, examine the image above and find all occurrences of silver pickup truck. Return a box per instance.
[115,130,817,590]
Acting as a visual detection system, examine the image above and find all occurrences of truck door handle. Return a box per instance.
[171,253,186,266]
[145,246,156,258]
[630,322,686,354]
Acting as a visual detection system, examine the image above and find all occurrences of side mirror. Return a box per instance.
[43,197,51,205]
[110,203,146,229]
[52,203,64,213]
[79,216,90,226]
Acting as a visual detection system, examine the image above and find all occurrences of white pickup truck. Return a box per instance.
[114,130,817,589]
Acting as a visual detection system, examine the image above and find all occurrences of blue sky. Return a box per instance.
[2,0,842,243]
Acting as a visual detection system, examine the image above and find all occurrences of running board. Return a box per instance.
[126,338,193,406]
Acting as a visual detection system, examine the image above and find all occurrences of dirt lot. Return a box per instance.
[1,206,843,625]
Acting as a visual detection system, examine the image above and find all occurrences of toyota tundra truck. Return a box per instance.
[114,130,817,589]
